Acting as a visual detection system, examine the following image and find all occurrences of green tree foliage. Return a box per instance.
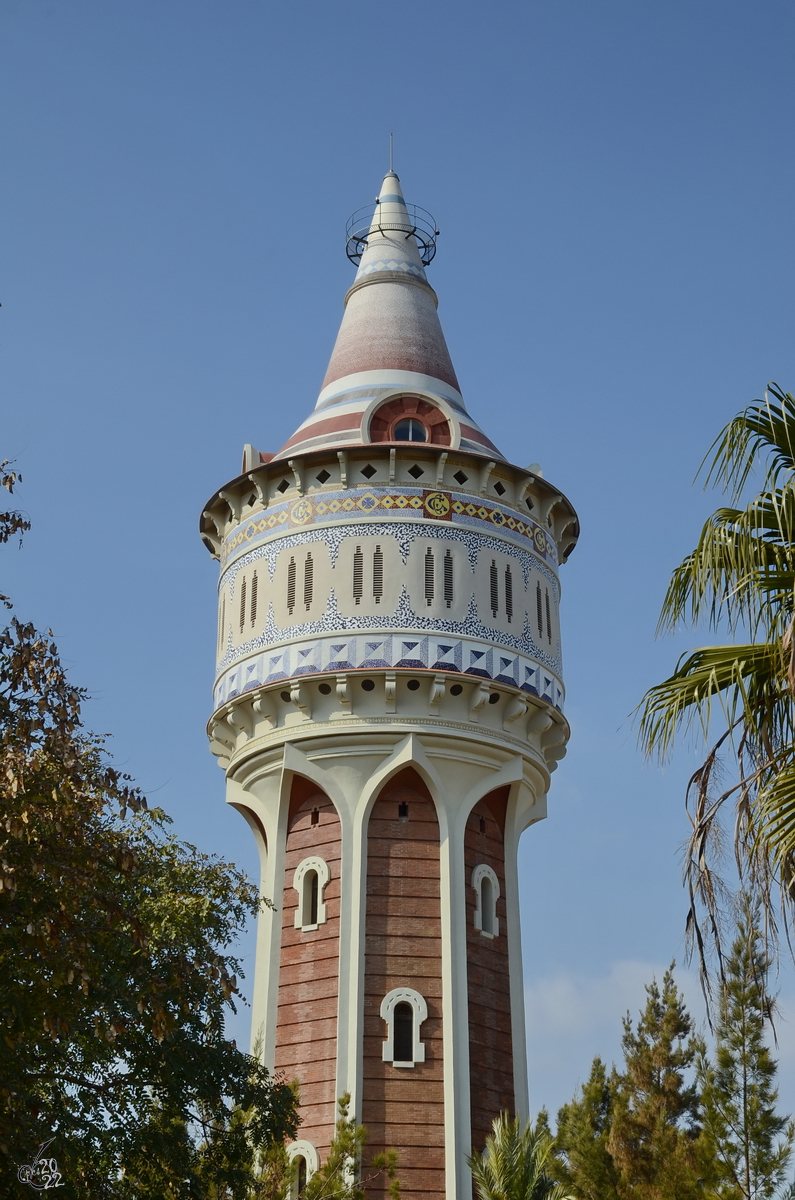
[0,459,30,606]
[551,1058,621,1200]
[698,905,794,1199]
[607,967,705,1200]
[638,385,795,982]
[0,478,298,1194]
[302,1094,399,1200]
[467,1112,575,1200]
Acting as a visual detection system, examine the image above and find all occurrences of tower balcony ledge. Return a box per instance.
[207,672,569,789]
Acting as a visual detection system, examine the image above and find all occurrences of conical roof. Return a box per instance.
[273,170,503,462]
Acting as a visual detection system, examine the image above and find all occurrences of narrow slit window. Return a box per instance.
[306,871,319,926]
[293,857,329,931]
[536,582,543,638]
[545,587,552,643]
[424,547,434,606]
[304,554,314,611]
[472,864,500,937]
[373,545,384,604]
[490,560,499,618]
[239,577,247,632]
[505,564,513,623]
[353,546,363,605]
[287,557,296,615]
[218,597,225,654]
[393,1002,414,1063]
[481,875,494,934]
[250,571,258,627]
[444,549,453,608]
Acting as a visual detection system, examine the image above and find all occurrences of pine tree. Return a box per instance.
[607,965,704,1200]
[698,905,794,1199]
[302,1094,400,1200]
[552,1057,621,1200]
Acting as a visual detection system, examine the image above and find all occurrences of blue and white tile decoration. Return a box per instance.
[213,632,564,713]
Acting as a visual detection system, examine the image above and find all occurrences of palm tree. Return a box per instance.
[468,1113,575,1200]
[639,383,795,991]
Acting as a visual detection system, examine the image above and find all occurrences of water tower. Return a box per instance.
[199,167,579,1200]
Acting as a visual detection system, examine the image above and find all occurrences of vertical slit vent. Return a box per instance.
[218,597,225,653]
[373,545,383,604]
[353,546,363,605]
[424,547,434,606]
[250,571,258,627]
[304,554,314,611]
[287,557,296,615]
[490,560,499,618]
[505,564,513,623]
[444,549,453,608]
[536,582,543,637]
[545,587,552,644]
[239,577,247,632]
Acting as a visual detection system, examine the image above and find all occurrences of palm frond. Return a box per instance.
[639,641,782,760]
[657,487,795,637]
[757,760,795,882]
[701,384,795,498]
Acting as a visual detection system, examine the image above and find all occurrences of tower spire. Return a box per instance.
[273,168,505,462]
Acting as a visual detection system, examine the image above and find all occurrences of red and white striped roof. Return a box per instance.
[272,170,505,462]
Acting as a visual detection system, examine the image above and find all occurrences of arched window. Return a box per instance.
[472,863,500,938]
[286,1141,318,1199]
[393,417,427,442]
[293,856,330,931]
[380,987,427,1067]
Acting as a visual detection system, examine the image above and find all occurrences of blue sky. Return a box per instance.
[3,0,795,1120]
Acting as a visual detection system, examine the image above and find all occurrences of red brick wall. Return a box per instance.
[274,779,341,1161]
[465,787,514,1152]
[362,768,445,1200]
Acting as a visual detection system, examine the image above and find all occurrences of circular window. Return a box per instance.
[393,418,427,443]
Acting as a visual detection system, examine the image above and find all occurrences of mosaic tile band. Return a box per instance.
[221,487,558,569]
[213,632,565,712]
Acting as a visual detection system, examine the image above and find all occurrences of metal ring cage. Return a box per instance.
[346,202,439,266]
